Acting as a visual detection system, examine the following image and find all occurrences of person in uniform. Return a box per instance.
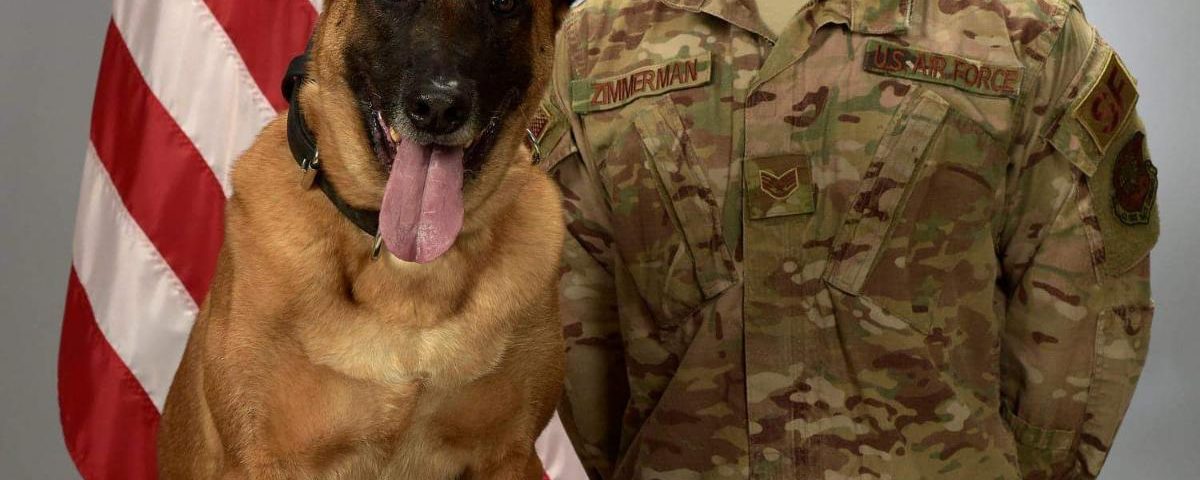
[530,0,1159,478]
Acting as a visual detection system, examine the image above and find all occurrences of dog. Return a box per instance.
[157,0,571,478]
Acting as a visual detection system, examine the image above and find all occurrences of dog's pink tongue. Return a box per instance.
[379,140,465,264]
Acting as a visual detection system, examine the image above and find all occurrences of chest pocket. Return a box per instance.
[599,96,737,323]
[824,88,1005,333]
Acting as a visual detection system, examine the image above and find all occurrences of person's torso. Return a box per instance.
[558,0,1065,477]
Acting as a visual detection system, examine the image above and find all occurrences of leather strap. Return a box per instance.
[283,50,381,237]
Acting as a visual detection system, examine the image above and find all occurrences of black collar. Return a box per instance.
[282,51,381,239]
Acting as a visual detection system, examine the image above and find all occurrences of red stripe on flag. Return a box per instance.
[59,269,160,480]
[204,0,318,111]
[91,22,225,305]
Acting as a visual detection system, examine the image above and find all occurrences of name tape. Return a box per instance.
[570,52,712,113]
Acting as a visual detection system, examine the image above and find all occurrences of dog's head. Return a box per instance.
[305,0,570,263]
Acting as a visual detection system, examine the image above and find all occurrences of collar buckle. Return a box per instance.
[526,129,542,166]
[299,151,319,189]
[371,230,384,261]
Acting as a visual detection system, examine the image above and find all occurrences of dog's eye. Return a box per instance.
[489,0,520,15]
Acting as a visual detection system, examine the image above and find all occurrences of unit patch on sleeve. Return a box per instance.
[1111,132,1157,225]
[862,39,1024,99]
[528,103,552,144]
[1090,128,1159,276]
[1075,52,1139,154]
[527,96,571,170]
[569,52,712,114]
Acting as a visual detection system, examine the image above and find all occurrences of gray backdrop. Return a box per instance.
[1,0,1196,478]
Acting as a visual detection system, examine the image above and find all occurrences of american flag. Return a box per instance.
[57,1,586,478]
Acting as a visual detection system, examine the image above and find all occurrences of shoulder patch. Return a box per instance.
[1110,132,1157,226]
[1090,130,1159,276]
[529,102,553,145]
[529,95,571,171]
[569,52,712,114]
[1074,52,1139,154]
[862,39,1024,99]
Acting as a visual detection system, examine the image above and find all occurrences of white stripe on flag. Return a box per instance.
[537,412,590,479]
[73,144,199,411]
[111,0,276,196]
[310,0,324,13]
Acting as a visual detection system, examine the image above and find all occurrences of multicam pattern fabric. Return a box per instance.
[535,0,1158,478]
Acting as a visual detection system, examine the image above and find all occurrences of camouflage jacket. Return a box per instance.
[533,0,1158,478]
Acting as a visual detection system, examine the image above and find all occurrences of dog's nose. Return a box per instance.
[405,83,469,136]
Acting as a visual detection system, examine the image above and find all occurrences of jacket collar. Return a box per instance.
[656,0,912,41]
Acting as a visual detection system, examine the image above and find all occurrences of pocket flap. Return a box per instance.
[633,99,736,299]
[1002,405,1076,452]
[826,89,951,294]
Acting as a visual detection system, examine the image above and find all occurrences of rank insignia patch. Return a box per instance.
[760,168,800,200]
[1076,52,1139,154]
[1112,132,1157,225]
[746,155,814,220]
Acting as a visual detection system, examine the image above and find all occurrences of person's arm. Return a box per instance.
[536,21,629,479]
[1000,5,1158,478]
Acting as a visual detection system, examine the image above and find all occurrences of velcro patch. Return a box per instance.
[569,52,712,113]
[528,103,552,144]
[528,96,570,170]
[1111,132,1157,225]
[746,155,815,220]
[1091,129,1159,276]
[1075,52,1139,154]
[863,39,1023,99]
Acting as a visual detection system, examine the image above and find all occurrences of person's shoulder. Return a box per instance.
[568,0,658,13]
[556,0,691,78]
[560,0,689,39]
[908,0,1079,69]
[562,0,660,25]
[913,0,1075,31]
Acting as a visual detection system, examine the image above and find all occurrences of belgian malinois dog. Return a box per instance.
[157,0,571,478]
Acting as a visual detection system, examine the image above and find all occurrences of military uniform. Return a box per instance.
[532,0,1158,478]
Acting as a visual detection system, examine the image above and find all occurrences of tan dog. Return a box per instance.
[157,0,570,478]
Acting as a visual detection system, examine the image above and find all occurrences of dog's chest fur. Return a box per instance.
[193,146,565,476]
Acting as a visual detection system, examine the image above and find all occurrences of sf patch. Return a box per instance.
[1075,52,1138,154]
[1111,132,1157,225]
